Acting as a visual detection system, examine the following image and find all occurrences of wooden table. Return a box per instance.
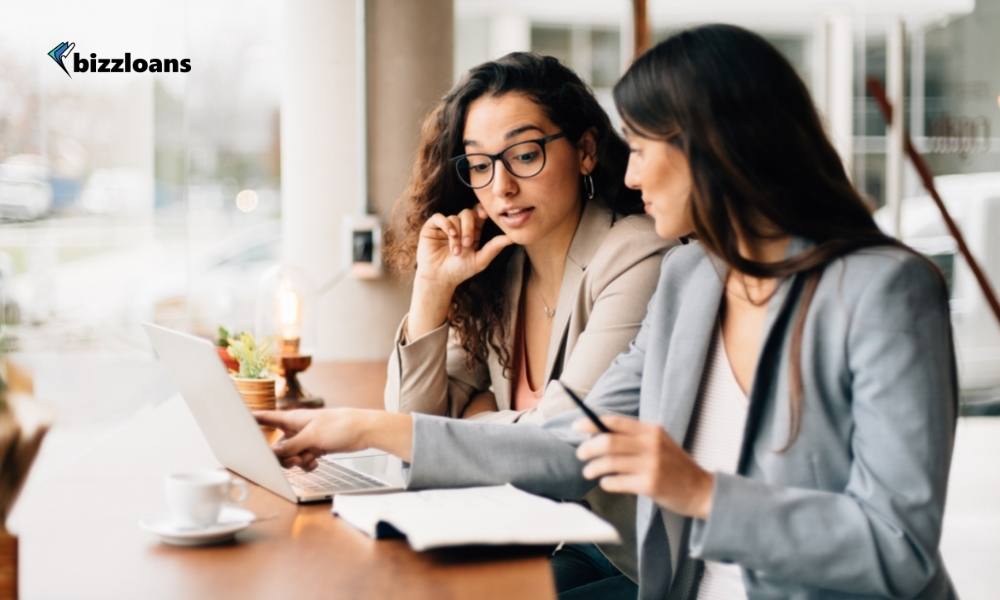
[15,361,555,599]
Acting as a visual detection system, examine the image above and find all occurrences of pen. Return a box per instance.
[556,380,611,433]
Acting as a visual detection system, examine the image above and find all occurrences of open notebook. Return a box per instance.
[332,484,620,551]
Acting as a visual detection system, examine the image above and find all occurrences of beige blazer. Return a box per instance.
[384,200,675,580]
[385,200,673,422]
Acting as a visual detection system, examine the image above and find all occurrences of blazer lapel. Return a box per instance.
[659,254,725,443]
[541,201,613,384]
[649,253,723,596]
[735,235,813,471]
[658,237,814,444]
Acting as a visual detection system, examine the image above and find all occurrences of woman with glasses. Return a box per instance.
[381,53,673,590]
[258,25,957,599]
[383,52,672,426]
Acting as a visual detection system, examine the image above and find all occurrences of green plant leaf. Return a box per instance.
[226,331,271,378]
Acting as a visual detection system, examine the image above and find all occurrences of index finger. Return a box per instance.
[458,208,478,247]
[254,410,296,432]
[424,213,457,238]
[576,431,644,462]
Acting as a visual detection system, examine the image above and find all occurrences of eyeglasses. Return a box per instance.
[451,132,566,189]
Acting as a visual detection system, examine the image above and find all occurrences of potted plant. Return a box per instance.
[226,331,277,413]
[215,326,240,373]
[1,335,50,597]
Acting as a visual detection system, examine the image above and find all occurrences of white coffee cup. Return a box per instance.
[164,470,249,529]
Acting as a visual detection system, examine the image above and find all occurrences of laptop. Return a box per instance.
[144,323,406,503]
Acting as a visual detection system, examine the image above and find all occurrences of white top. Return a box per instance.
[665,326,750,599]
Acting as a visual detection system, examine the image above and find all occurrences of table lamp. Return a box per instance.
[255,265,323,410]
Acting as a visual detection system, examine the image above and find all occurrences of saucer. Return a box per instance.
[140,506,256,546]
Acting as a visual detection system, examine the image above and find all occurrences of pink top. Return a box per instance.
[512,292,544,411]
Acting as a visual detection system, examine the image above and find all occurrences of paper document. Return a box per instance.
[332,484,620,551]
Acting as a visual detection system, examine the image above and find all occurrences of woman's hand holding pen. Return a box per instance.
[407,205,513,340]
[574,415,716,520]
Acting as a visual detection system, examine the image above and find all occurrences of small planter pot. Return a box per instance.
[230,376,277,412]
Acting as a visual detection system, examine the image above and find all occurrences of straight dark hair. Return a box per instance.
[613,24,938,449]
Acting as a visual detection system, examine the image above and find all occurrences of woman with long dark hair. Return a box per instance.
[258,25,958,599]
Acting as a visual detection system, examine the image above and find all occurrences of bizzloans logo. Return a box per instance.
[47,41,191,78]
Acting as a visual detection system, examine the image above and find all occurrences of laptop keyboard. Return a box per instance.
[285,458,387,494]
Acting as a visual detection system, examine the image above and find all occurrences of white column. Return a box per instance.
[280,0,453,360]
[280,0,356,358]
[906,27,926,198]
[886,17,905,236]
[816,13,854,178]
[620,1,635,70]
[489,13,531,58]
[570,26,592,80]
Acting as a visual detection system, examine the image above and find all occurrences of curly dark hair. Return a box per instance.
[385,52,642,374]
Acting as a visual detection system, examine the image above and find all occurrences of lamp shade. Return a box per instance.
[254,264,317,357]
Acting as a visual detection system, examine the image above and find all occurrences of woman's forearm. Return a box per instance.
[358,410,415,463]
[405,278,454,341]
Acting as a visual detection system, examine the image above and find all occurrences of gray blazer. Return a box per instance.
[403,239,959,599]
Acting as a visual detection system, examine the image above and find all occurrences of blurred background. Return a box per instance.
[2,1,999,594]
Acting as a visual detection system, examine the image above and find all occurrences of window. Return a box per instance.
[0,0,281,351]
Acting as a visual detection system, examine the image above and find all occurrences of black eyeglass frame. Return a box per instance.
[451,131,567,189]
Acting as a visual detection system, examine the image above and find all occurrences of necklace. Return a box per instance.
[529,272,556,319]
[539,292,556,318]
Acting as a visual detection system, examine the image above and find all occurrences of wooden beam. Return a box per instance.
[867,77,1000,332]
[0,530,14,600]
[632,0,650,60]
